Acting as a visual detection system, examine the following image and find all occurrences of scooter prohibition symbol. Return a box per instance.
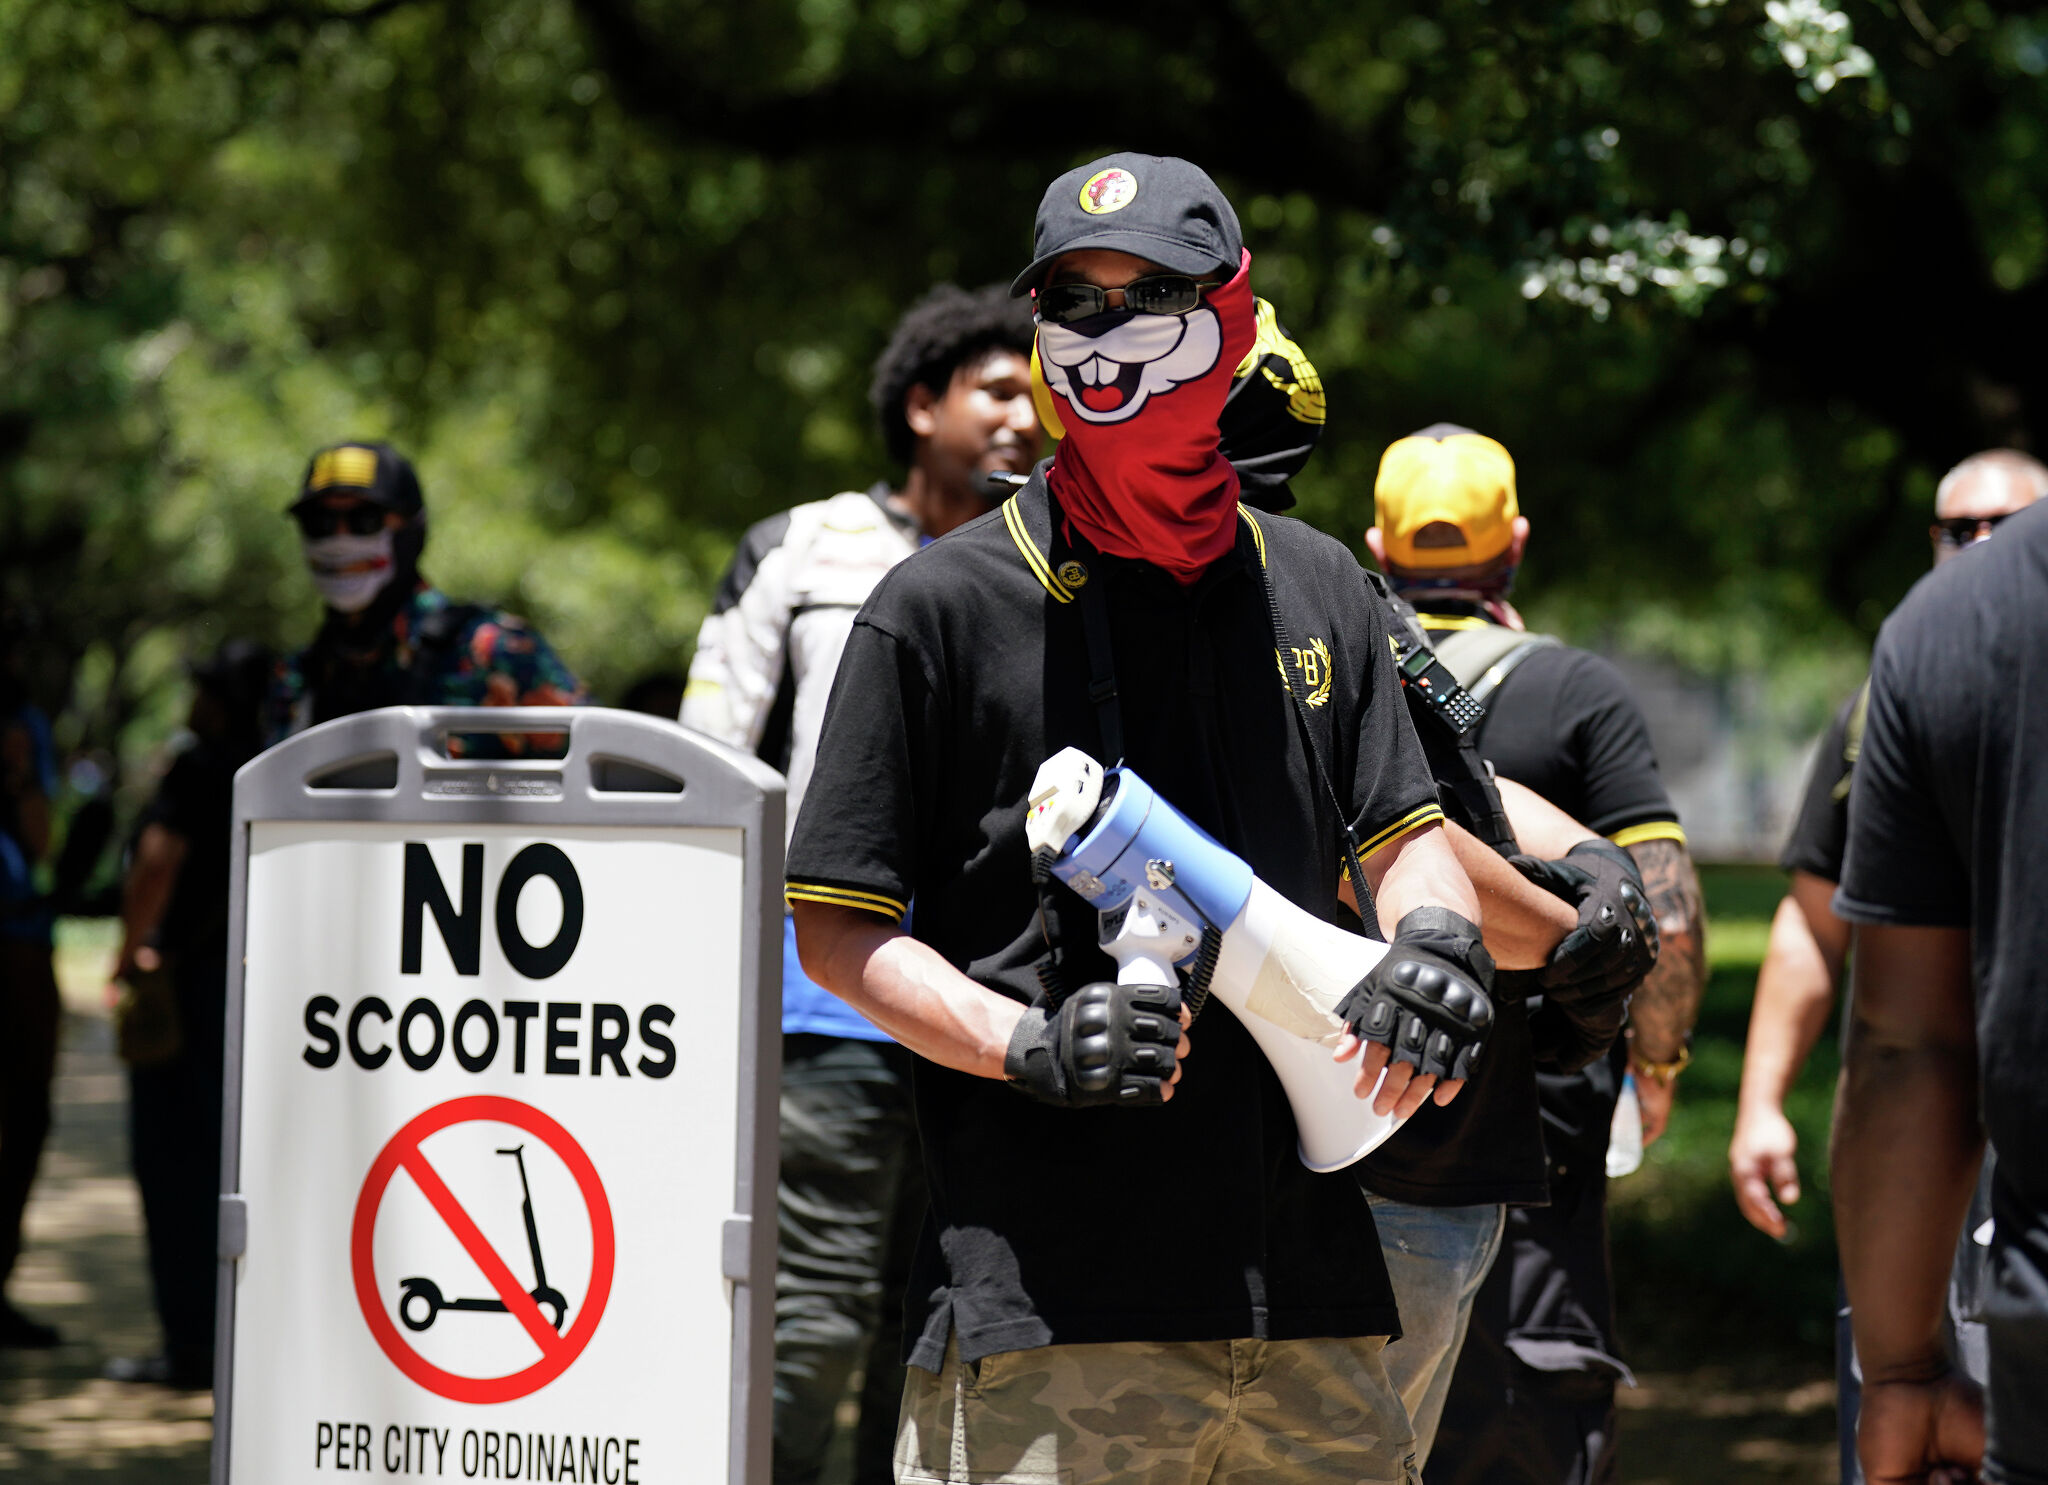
[351,1095,615,1405]
[397,1147,570,1334]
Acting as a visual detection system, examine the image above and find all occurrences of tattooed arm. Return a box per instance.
[1625,837,1707,1142]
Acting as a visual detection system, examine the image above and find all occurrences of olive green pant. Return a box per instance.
[895,1334,1420,1484]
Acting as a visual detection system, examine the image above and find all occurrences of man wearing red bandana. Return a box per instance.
[787,154,1510,1482]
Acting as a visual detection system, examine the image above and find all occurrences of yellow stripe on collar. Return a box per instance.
[1003,495,1074,604]
[1237,506,1267,567]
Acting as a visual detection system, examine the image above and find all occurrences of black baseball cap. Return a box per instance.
[289,441,424,518]
[1010,152,1243,297]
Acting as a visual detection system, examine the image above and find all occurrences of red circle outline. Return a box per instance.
[351,1095,615,1404]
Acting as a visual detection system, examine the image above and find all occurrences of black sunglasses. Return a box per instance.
[1932,513,2012,548]
[1037,274,1221,327]
[294,502,390,539]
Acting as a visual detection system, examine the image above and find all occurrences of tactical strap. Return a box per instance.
[1431,624,1560,704]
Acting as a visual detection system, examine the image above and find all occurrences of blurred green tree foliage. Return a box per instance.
[5,0,2047,787]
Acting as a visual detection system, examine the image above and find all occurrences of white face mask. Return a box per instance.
[303,529,397,613]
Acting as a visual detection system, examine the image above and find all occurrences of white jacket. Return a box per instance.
[682,485,921,841]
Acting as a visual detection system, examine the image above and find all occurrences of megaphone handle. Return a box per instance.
[1111,945,1181,988]
[1102,890,1196,990]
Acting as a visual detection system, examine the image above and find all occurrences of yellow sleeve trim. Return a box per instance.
[1420,614,1493,632]
[1002,496,1074,604]
[784,882,909,922]
[1355,803,1447,862]
[1608,820,1687,849]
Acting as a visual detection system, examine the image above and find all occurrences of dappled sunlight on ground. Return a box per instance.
[1619,1369,1837,1482]
[4,915,1839,1480]
[1,947,212,1482]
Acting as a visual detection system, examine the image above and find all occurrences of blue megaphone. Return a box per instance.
[1025,748,1404,1171]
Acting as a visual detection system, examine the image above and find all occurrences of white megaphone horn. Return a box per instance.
[1025,747,1405,1172]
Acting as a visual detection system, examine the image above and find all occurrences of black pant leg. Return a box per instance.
[773,1035,919,1485]
[852,1128,925,1485]
[129,1023,223,1373]
[0,938,60,1291]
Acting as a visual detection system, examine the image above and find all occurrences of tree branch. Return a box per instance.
[123,0,419,32]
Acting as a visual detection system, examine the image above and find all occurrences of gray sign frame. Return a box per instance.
[212,706,783,1484]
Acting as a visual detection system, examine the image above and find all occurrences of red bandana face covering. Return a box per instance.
[1036,251,1257,584]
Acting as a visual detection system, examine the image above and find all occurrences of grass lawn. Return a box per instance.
[1610,863,1841,1371]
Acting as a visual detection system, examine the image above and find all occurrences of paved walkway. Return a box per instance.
[0,951,212,1483]
[0,938,1835,1483]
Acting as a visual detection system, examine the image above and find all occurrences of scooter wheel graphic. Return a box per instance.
[398,1277,444,1332]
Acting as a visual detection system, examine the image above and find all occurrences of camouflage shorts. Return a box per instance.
[894,1334,1420,1484]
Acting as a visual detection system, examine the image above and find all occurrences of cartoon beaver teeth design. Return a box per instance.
[1039,305,1224,425]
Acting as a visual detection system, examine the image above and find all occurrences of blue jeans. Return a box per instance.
[1367,1195,1508,1465]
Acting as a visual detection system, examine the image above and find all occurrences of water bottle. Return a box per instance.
[1606,1073,1644,1179]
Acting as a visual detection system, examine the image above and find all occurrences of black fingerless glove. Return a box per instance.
[1004,981,1183,1108]
[1334,907,1497,1082]
[1511,840,1660,999]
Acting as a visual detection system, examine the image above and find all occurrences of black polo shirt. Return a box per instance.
[786,471,1444,1368]
[1442,616,1684,846]
[1836,502,2048,1473]
[1780,683,1864,883]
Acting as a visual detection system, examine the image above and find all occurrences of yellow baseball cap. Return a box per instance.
[1372,424,1518,570]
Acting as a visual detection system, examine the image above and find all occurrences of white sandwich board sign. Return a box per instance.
[214,707,781,1484]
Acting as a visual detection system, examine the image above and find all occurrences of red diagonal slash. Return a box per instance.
[397,1146,566,1360]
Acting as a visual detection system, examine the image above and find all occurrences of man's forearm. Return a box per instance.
[792,900,1024,1080]
[118,823,187,968]
[1442,822,1575,970]
[1362,821,1481,937]
[1834,923,1981,1381]
[1737,890,1840,1114]
[1624,839,1705,1062]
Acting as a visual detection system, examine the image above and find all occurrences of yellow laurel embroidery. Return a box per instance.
[309,445,379,492]
[1296,639,1333,707]
[1274,638,1333,707]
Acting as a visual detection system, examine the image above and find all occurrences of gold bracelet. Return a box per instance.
[1631,1043,1692,1086]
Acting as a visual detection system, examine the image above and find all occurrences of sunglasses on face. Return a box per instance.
[1036,274,1221,327]
[1932,514,2012,548]
[294,502,390,539]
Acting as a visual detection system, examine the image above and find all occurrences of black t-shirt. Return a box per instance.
[1780,683,1865,882]
[1356,612,1682,1209]
[143,743,238,970]
[786,474,1443,1367]
[1837,500,2048,1219]
[1464,629,1681,842]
